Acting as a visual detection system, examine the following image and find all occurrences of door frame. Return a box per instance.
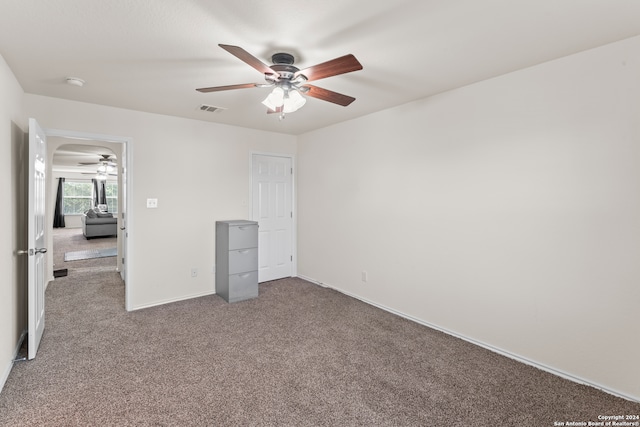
[249,151,297,278]
[43,127,134,311]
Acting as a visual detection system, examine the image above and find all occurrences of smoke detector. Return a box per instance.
[66,77,85,87]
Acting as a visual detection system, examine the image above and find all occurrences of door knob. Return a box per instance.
[17,248,47,256]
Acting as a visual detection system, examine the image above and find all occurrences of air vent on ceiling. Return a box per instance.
[198,104,226,113]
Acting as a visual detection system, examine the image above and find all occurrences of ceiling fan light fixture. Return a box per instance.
[262,86,285,109]
[283,89,306,113]
[263,86,307,114]
[97,163,116,174]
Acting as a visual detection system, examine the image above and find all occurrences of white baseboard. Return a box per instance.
[296,274,639,403]
[129,290,217,311]
[0,329,27,394]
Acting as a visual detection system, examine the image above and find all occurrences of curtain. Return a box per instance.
[53,178,65,228]
[99,180,107,206]
[92,179,99,208]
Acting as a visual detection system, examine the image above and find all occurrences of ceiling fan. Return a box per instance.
[78,154,117,167]
[197,44,363,118]
[79,154,118,180]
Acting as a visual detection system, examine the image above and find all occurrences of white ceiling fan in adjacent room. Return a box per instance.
[87,161,118,180]
[77,154,118,180]
[52,145,119,177]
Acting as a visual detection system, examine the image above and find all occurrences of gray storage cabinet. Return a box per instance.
[216,220,259,303]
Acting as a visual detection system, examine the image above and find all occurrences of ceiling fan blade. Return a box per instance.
[81,172,117,176]
[295,54,362,82]
[302,85,356,106]
[196,83,258,93]
[219,44,279,77]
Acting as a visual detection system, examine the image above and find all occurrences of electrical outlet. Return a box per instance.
[361,271,368,282]
[191,268,198,278]
[212,264,216,274]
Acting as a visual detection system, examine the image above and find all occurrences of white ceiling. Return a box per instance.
[2,0,640,135]
[51,141,118,175]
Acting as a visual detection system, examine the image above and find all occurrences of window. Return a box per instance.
[105,182,118,214]
[62,181,93,214]
[62,180,118,214]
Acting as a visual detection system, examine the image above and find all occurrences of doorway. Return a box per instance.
[50,143,120,295]
[43,127,132,310]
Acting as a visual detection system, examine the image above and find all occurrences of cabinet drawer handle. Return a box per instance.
[238,273,251,279]
[237,249,250,254]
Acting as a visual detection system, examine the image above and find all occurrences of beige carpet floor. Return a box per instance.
[0,229,638,426]
[52,227,117,273]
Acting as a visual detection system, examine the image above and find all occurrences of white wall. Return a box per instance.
[25,94,297,310]
[297,36,640,400]
[0,55,26,391]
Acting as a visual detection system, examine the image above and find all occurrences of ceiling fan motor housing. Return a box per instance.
[270,64,299,81]
[271,52,294,65]
[269,53,302,82]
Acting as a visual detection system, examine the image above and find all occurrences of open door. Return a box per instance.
[24,118,47,359]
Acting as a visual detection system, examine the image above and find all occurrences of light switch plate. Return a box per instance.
[146,198,158,208]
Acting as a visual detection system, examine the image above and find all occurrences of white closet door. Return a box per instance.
[251,154,293,282]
